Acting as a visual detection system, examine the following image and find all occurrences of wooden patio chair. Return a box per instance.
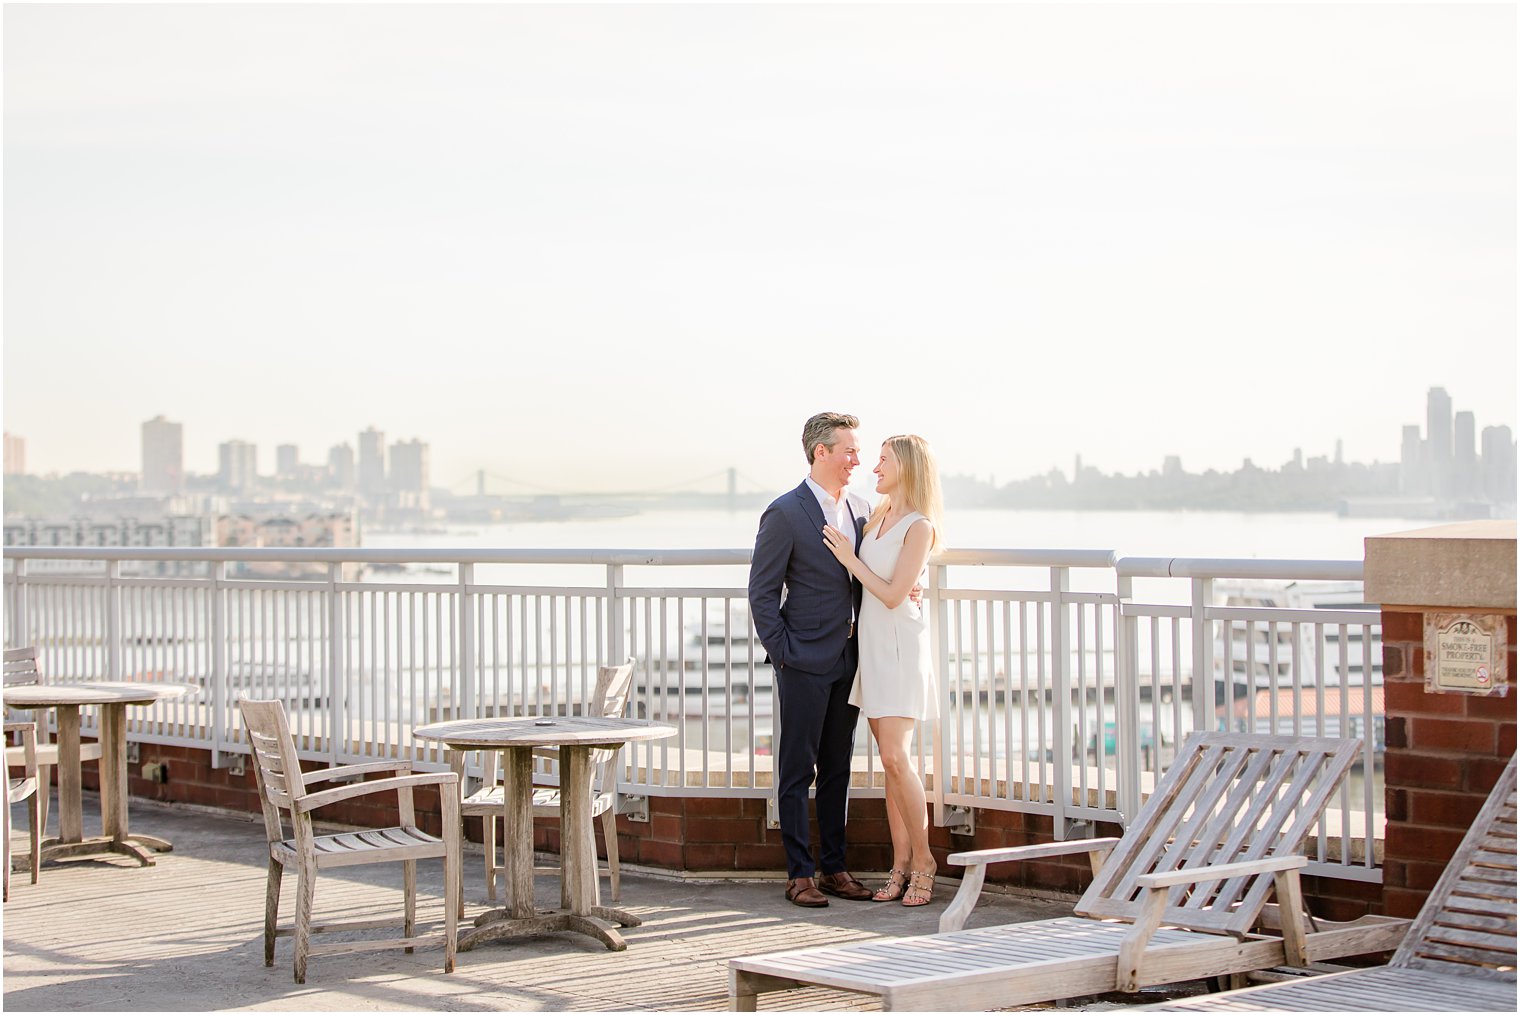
[459,659,636,902]
[3,721,41,901]
[1145,752,1517,1012]
[239,699,460,983]
[5,646,104,839]
[729,732,1411,1011]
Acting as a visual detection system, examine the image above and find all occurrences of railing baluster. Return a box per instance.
[0,545,1384,885]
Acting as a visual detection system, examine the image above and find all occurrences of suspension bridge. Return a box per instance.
[440,467,777,518]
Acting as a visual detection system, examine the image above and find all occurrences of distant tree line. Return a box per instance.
[941,460,1402,512]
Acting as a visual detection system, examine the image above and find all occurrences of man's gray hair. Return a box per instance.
[801,412,860,464]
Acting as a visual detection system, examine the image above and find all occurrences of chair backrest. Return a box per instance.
[3,647,41,687]
[588,659,637,770]
[238,699,306,845]
[1076,732,1362,937]
[1392,752,1517,980]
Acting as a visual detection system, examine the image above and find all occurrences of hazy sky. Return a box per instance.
[4,3,1515,496]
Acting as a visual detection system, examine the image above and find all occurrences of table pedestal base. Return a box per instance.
[34,834,172,867]
[460,904,642,952]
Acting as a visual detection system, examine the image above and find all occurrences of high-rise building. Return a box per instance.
[328,443,355,490]
[1481,425,1516,504]
[358,427,386,498]
[218,440,258,492]
[1400,424,1425,495]
[1453,410,1479,498]
[389,439,431,512]
[276,444,300,479]
[141,416,184,493]
[3,432,25,476]
[1455,412,1476,462]
[1426,386,1453,496]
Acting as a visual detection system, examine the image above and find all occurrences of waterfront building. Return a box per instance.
[389,438,431,513]
[275,443,300,479]
[358,427,386,499]
[1454,410,1478,498]
[217,440,258,492]
[3,432,25,476]
[2,514,211,575]
[216,510,359,578]
[1426,386,1452,496]
[1399,424,1425,495]
[140,415,184,493]
[327,442,356,490]
[1481,425,1517,505]
[3,514,210,549]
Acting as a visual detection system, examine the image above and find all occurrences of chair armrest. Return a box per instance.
[302,760,413,787]
[946,837,1122,868]
[939,837,1123,934]
[1133,854,1306,890]
[4,722,37,770]
[1117,855,1310,991]
[294,771,457,813]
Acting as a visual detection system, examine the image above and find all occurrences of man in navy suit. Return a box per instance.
[748,412,875,907]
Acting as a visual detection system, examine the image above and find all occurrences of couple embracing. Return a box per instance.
[747,412,944,911]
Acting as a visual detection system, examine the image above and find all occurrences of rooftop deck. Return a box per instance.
[4,791,1220,1012]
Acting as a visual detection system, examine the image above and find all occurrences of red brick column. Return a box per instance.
[1380,607,1516,917]
[1367,521,1517,920]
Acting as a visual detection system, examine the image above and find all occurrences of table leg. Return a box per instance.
[503,746,535,920]
[462,746,536,950]
[457,741,640,953]
[103,704,170,859]
[100,704,126,841]
[561,747,597,913]
[564,746,640,943]
[56,706,82,844]
[36,704,161,868]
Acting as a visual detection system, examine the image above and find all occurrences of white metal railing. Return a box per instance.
[2,544,1383,882]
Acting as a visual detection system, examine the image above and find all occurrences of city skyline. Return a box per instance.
[4,4,1515,490]
[4,380,1511,504]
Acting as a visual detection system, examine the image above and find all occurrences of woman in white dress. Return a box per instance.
[821,434,943,907]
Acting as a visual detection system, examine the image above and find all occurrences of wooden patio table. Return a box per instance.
[414,714,675,952]
[2,681,196,866]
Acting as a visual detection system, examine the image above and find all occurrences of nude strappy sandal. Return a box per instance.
[902,869,935,907]
[872,867,908,902]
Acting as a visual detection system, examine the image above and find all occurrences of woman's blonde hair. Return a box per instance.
[865,434,944,552]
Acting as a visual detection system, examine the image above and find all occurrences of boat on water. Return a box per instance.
[1212,579,1381,688]
[1211,579,1384,746]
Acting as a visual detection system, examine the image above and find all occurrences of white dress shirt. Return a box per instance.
[805,477,864,627]
[804,477,859,537]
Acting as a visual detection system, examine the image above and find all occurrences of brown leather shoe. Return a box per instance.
[817,870,873,901]
[785,877,829,908]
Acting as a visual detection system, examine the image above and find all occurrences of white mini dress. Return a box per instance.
[848,512,939,721]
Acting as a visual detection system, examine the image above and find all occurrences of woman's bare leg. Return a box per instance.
[871,716,935,901]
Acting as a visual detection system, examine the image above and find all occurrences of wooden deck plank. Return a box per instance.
[1146,966,1517,1012]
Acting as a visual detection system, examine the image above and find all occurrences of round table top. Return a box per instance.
[414,714,676,750]
[1,681,198,708]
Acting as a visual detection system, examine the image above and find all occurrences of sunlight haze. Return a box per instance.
[4,3,1514,495]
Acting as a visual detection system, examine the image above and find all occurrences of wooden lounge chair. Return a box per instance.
[239,699,460,983]
[1144,752,1517,1012]
[458,659,635,903]
[3,721,41,901]
[729,733,1409,1011]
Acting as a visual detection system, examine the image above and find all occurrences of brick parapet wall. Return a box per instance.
[58,742,1374,920]
[1379,606,1517,919]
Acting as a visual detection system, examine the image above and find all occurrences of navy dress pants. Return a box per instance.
[774,649,859,879]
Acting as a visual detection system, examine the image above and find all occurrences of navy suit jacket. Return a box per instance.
[748,481,867,676]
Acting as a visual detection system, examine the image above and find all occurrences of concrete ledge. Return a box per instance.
[1365,521,1517,609]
